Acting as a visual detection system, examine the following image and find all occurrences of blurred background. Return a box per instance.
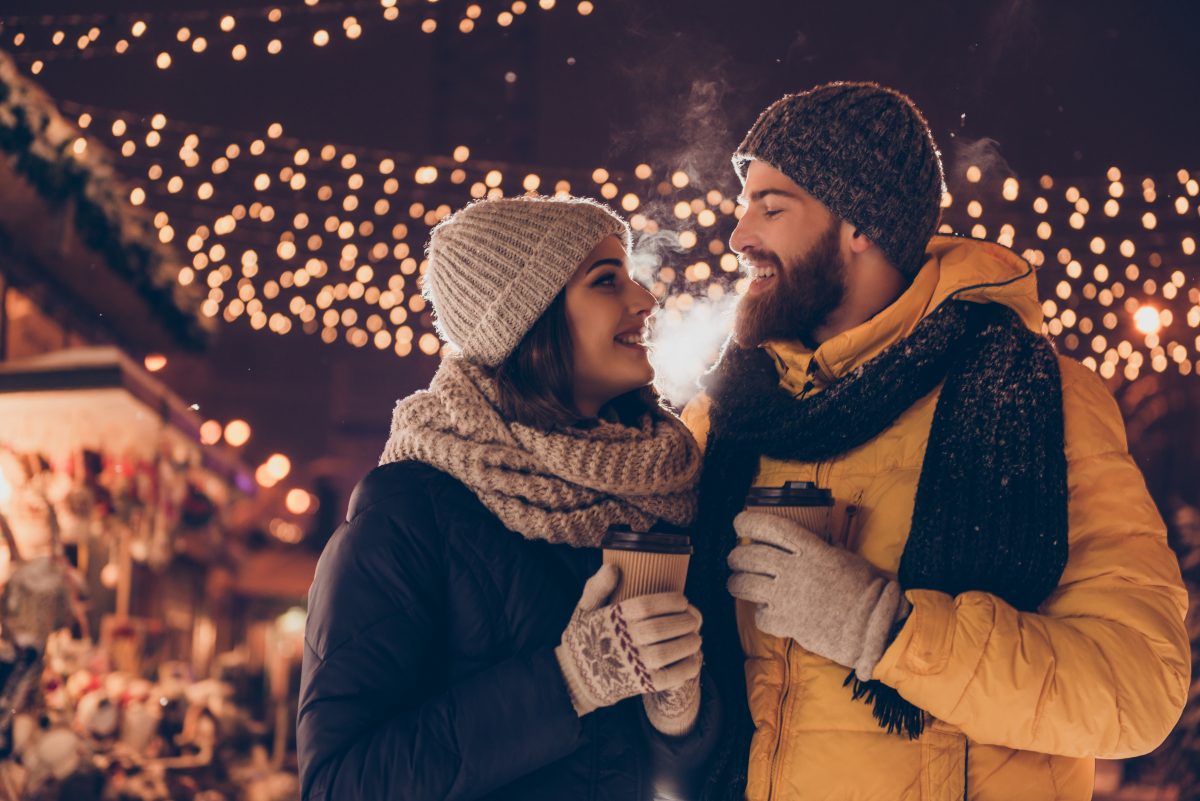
[0,1,1196,798]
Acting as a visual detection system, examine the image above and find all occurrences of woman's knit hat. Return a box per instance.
[423,195,632,366]
[733,81,945,278]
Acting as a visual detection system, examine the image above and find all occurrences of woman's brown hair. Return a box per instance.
[492,291,660,429]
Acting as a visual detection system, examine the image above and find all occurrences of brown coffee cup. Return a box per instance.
[601,523,692,603]
[744,481,835,541]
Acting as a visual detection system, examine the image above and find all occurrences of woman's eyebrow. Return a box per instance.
[588,258,624,273]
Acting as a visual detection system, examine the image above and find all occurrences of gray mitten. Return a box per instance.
[556,564,703,716]
[728,510,910,680]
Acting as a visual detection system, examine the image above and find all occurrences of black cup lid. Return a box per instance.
[745,480,834,508]
[603,523,692,554]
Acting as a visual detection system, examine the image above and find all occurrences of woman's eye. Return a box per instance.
[764,209,782,218]
[593,273,617,287]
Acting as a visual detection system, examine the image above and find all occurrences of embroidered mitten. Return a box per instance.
[642,677,701,737]
[728,511,911,681]
[556,564,703,717]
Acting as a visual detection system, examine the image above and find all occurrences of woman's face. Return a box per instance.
[564,235,657,417]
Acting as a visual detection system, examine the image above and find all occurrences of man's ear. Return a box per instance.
[844,221,873,255]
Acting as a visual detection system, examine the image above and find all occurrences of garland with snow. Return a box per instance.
[0,48,206,349]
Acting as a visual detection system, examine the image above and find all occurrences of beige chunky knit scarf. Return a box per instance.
[380,356,702,547]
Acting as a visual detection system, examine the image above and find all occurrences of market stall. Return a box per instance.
[0,347,299,801]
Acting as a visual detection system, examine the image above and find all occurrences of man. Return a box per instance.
[683,82,1190,800]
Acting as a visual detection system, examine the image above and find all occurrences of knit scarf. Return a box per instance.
[379,355,703,547]
[689,300,1068,800]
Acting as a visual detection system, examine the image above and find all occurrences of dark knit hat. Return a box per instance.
[733,81,945,277]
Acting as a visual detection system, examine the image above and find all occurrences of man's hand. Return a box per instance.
[727,511,910,681]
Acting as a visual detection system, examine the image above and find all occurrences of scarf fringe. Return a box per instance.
[843,672,925,740]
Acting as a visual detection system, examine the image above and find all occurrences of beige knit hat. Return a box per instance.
[423,195,632,367]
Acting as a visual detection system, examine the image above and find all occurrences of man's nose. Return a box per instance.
[729,213,758,254]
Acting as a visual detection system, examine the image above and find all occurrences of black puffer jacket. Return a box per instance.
[298,460,719,801]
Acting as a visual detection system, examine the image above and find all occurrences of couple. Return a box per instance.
[296,83,1189,801]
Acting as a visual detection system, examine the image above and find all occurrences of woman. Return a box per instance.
[297,196,718,801]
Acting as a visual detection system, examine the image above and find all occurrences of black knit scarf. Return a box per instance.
[687,300,1068,801]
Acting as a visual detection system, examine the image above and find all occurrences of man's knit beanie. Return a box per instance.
[423,195,632,367]
[733,81,945,277]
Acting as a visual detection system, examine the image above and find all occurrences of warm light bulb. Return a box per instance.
[285,489,312,515]
[1134,306,1162,336]
[266,454,292,481]
[224,419,252,447]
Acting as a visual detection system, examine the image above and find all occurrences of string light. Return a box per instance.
[2,2,588,73]
[39,98,1198,378]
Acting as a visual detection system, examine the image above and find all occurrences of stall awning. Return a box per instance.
[0,346,248,485]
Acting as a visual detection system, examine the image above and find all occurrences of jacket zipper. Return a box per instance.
[766,638,794,801]
[814,459,831,542]
[963,737,970,801]
[837,503,859,549]
[765,353,819,800]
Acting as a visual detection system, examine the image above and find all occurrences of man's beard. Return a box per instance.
[732,219,846,349]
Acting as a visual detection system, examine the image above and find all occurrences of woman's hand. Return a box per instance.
[642,677,702,738]
[555,564,703,717]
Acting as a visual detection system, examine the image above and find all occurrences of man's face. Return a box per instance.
[730,160,847,349]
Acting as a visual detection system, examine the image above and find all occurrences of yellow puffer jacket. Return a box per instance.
[682,236,1190,801]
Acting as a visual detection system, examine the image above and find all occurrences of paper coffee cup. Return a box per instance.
[602,524,692,602]
[744,481,835,541]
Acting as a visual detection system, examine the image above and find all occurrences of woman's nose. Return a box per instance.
[630,281,657,316]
